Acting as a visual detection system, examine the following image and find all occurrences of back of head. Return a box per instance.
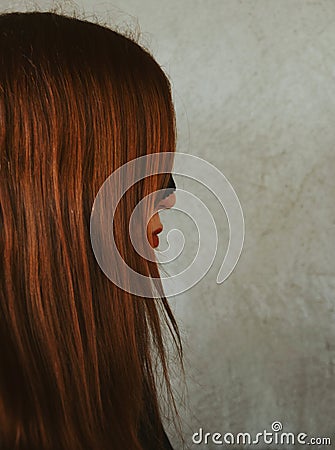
[0,11,182,450]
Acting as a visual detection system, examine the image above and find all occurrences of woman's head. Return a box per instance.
[0,11,182,450]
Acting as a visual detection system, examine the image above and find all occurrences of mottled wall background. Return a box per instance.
[2,1,334,449]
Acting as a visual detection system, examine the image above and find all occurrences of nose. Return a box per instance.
[157,192,176,210]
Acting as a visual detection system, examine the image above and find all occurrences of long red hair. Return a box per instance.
[0,11,183,450]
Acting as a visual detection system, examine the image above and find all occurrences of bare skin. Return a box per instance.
[147,193,176,248]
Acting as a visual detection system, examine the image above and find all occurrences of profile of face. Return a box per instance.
[147,174,176,248]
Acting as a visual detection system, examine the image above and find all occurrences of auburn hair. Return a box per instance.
[0,11,183,450]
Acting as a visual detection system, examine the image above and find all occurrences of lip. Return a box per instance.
[152,234,159,248]
[153,226,163,236]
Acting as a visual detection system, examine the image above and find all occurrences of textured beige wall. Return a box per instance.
[2,1,334,448]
